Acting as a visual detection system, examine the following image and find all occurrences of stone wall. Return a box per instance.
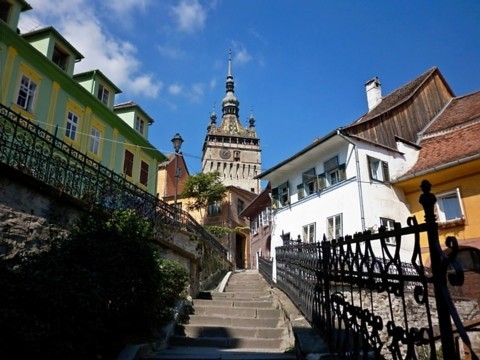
[332,286,480,358]
[0,167,232,297]
[0,169,82,259]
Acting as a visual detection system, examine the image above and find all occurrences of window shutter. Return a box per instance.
[317,173,326,190]
[367,156,373,180]
[297,183,305,200]
[339,163,346,181]
[382,161,390,182]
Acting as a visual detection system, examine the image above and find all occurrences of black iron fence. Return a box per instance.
[0,104,225,255]
[269,180,479,359]
[258,255,273,285]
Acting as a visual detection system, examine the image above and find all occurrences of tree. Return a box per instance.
[181,171,227,219]
[0,209,189,360]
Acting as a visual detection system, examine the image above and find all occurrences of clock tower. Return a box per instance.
[201,51,261,193]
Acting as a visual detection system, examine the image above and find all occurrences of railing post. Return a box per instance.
[419,179,455,358]
[321,234,332,341]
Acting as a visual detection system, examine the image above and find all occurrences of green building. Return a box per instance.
[0,0,166,195]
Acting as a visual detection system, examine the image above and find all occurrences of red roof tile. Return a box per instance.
[405,121,480,175]
[424,91,480,134]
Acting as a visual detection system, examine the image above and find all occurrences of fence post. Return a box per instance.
[419,179,455,358]
[321,234,332,341]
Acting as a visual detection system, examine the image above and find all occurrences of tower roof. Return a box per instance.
[222,49,240,116]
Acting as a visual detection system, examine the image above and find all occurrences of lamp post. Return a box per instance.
[171,133,184,208]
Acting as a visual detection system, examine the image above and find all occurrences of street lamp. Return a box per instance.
[171,133,184,207]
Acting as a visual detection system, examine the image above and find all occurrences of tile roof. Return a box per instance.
[402,91,480,176]
[424,91,480,134]
[348,67,439,126]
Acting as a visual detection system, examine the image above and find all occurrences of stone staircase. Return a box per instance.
[142,270,296,359]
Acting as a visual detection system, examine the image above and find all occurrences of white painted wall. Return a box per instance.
[265,133,418,268]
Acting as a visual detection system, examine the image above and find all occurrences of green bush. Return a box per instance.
[0,209,188,359]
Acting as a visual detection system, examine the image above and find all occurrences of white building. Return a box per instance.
[258,67,454,278]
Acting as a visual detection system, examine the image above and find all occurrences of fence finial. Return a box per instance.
[419,179,437,224]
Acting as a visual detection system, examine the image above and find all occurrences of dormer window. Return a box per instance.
[52,45,69,71]
[97,84,110,105]
[134,116,145,135]
[0,2,12,23]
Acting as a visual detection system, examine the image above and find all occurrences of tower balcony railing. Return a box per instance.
[0,103,225,255]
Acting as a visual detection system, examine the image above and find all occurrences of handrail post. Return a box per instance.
[419,179,455,358]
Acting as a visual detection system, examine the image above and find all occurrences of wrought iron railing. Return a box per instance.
[0,103,225,255]
[274,180,479,359]
[258,256,273,285]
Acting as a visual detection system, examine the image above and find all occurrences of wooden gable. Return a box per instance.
[342,67,455,149]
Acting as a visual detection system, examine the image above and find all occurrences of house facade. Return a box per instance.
[0,0,166,195]
[200,186,256,269]
[240,184,273,268]
[258,67,457,277]
[394,90,480,259]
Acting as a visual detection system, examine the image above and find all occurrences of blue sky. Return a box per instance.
[19,0,480,175]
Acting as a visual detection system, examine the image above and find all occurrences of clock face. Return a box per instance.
[220,148,231,159]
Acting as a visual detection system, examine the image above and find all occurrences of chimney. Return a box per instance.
[365,77,382,111]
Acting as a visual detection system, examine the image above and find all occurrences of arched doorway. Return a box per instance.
[235,232,246,269]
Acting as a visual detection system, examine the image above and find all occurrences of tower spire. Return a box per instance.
[222,49,239,116]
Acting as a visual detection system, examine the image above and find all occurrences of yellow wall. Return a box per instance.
[398,159,480,262]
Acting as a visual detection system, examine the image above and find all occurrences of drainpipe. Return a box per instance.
[337,130,366,231]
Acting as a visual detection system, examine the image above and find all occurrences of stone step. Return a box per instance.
[192,299,275,309]
[211,291,272,300]
[192,305,282,319]
[179,325,285,339]
[143,347,296,360]
[186,315,281,328]
[169,335,285,350]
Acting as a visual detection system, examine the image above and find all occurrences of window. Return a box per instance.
[380,217,396,245]
[260,208,271,227]
[327,214,342,241]
[140,160,149,186]
[318,156,346,189]
[237,199,245,216]
[123,149,134,177]
[97,84,110,105]
[65,111,79,141]
[272,182,290,208]
[303,223,316,243]
[16,75,37,112]
[0,2,12,22]
[368,156,390,183]
[298,168,317,198]
[234,151,240,161]
[52,45,68,70]
[207,201,222,216]
[437,189,464,223]
[135,116,145,134]
[89,127,101,155]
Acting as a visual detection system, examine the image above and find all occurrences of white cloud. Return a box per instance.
[234,48,252,65]
[170,0,207,34]
[169,83,183,95]
[18,0,161,99]
[103,0,151,18]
